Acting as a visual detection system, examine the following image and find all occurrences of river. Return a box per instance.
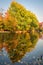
[0,32,43,65]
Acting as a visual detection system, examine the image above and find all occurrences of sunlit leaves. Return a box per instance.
[8,2,39,31]
[0,1,39,32]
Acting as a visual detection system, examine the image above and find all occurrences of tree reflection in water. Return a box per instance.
[0,32,39,63]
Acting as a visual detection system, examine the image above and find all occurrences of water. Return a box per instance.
[0,32,43,65]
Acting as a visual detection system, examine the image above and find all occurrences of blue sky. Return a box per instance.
[0,0,43,22]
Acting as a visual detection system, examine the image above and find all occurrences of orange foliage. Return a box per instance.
[0,13,3,21]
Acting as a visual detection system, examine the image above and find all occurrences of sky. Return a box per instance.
[0,0,43,22]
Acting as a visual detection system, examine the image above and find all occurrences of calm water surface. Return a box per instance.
[0,32,43,65]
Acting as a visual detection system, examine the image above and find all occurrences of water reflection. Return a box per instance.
[0,32,39,63]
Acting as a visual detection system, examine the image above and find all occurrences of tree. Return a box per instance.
[0,2,39,32]
[4,12,18,32]
[7,1,39,31]
[0,13,4,30]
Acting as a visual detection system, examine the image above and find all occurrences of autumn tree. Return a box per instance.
[4,12,18,32]
[7,2,39,31]
[0,2,39,32]
[0,13,4,30]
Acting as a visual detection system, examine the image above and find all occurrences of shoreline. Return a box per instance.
[0,30,43,34]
